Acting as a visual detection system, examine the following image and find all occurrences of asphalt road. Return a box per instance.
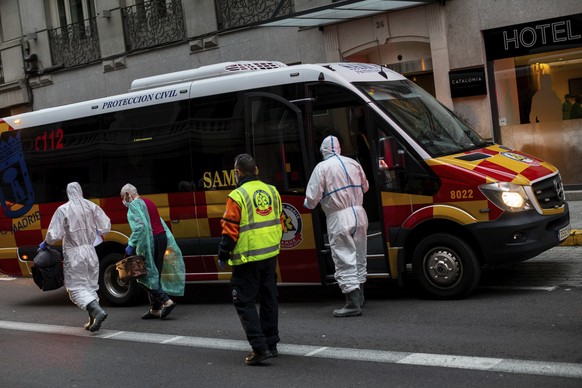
[1,246,581,388]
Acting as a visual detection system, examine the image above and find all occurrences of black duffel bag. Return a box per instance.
[31,248,64,291]
[33,247,61,267]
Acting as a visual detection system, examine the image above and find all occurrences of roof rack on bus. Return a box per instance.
[129,61,288,91]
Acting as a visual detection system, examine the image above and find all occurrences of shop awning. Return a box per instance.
[261,0,434,28]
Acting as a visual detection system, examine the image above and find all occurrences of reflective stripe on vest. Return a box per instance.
[228,181,282,266]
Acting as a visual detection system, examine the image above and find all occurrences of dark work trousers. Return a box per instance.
[230,256,280,353]
[142,232,170,310]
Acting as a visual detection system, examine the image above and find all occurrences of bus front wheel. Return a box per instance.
[99,252,144,306]
[412,233,480,299]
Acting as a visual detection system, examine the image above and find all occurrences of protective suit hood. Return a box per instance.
[66,182,83,201]
[320,135,341,159]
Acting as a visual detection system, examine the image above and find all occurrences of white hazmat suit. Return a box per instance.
[304,136,369,296]
[45,182,111,309]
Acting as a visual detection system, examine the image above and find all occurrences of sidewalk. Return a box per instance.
[562,191,581,246]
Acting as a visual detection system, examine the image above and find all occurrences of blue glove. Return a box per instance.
[39,241,48,251]
[125,245,135,256]
[217,246,230,269]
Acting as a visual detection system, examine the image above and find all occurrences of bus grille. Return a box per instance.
[532,175,566,209]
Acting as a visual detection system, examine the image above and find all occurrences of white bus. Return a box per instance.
[0,61,570,305]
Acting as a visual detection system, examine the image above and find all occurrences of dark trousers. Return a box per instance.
[230,256,280,353]
[142,232,170,310]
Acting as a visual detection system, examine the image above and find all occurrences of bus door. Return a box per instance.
[243,92,322,284]
[305,83,390,282]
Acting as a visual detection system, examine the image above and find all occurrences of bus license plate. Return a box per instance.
[558,224,571,241]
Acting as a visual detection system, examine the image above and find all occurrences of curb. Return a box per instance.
[561,229,582,246]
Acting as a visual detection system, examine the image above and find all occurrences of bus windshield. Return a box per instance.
[355,80,490,157]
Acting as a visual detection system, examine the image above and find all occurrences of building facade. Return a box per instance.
[1,0,581,187]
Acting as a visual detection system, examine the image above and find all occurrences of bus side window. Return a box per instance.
[101,100,191,196]
[248,96,306,194]
[21,116,101,203]
[190,92,245,191]
[373,118,440,196]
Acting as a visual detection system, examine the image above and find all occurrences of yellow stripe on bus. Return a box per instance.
[388,246,399,279]
[380,192,433,206]
[205,190,229,207]
[440,200,490,222]
[432,204,480,225]
[170,219,198,239]
[0,122,10,133]
[0,248,18,260]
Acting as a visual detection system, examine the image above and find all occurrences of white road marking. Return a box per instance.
[305,347,328,357]
[479,286,559,291]
[101,331,125,339]
[1,320,581,379]
[161,335,184,344]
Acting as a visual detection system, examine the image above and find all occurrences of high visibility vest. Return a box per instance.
[228,180,282,266]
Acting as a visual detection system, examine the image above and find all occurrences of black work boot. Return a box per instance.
[245,349,273,365]
[86,300,107,332]
[333,289,362,317]
[269,344,279,357]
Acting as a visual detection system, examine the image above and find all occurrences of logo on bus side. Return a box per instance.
[281,203,303,249]
[101,89,179,110]
[0,132,35,218]
[500,152,541,166]
[202,170,236,189]
[10,210,41,233]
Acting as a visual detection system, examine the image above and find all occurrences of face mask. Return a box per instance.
[234,166,240,184]
[122,195,132,207]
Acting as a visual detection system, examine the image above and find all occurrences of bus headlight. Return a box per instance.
[479,182,532,211]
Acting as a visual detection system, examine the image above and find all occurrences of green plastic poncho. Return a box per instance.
[127,198,185,296]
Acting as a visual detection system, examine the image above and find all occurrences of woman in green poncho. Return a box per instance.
[120,183,185,319]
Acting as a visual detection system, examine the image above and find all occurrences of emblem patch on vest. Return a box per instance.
[253,189,273,216]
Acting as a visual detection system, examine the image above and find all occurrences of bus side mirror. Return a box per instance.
[379,137,405,171]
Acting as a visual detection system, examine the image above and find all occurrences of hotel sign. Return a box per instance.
[449,67,487,98]
[483,13,582,60]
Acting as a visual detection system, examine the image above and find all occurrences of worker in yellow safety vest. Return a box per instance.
[218,153,284,366]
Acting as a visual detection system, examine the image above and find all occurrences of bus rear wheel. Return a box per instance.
[412,233,480,299]
[99,252,144,306]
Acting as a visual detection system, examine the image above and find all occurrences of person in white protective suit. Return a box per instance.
[304,135,369,317]
[39,182,111,331]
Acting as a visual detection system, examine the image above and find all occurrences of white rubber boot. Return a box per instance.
[333,289,362,317]
[359,283,365,308]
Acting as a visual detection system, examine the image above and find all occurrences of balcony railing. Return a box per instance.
[122,0,186,52]
[48,17,101,68]
[216,0,294,30]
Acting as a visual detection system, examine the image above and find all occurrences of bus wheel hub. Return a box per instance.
[426,250,460,286]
